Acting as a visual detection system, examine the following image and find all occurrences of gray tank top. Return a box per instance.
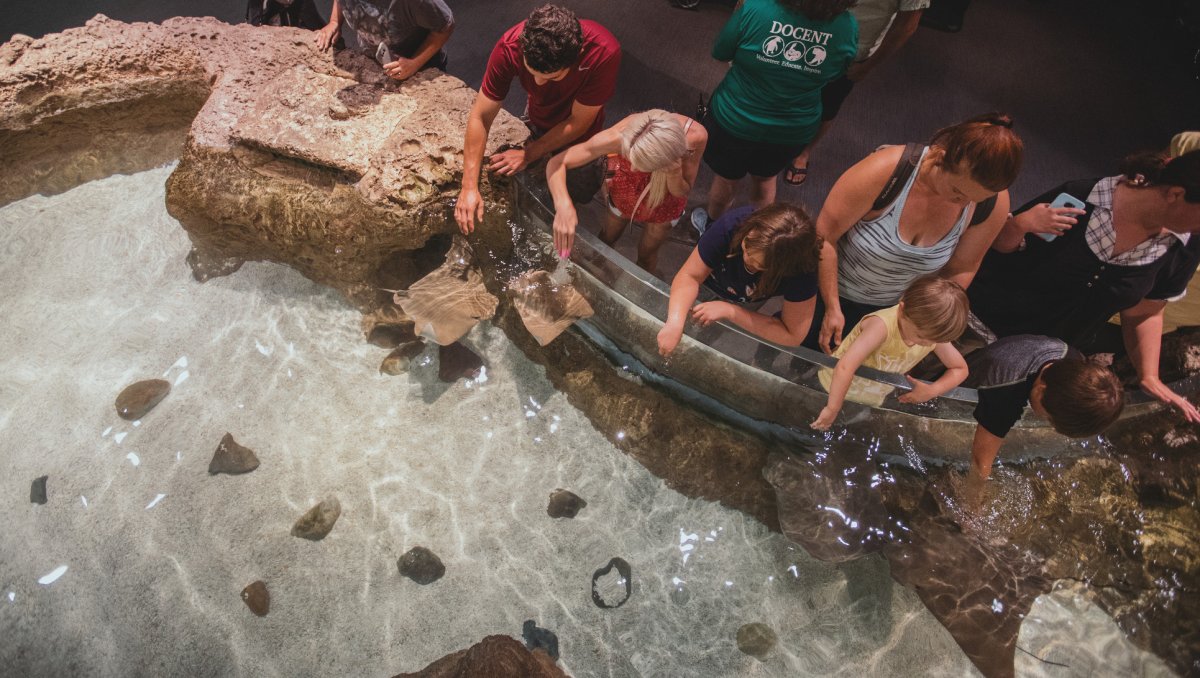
[837,147,971,305]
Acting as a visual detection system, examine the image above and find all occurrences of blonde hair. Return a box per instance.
[620,109,687,211]
[898,275,969,343]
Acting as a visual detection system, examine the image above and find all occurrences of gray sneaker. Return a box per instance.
[690,208,709,237]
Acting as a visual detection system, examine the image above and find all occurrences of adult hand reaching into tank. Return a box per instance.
[488,147,528,176]
[552,203,577,258]
[455,187,483,234]
[315,22,340,52]
[384,57,420,81]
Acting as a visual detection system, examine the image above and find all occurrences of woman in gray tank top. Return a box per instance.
[807,113,1023,353]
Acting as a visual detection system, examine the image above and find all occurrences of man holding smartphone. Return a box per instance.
[315,0,455,81]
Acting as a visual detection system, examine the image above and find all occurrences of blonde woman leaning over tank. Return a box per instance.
[546,109,707,272]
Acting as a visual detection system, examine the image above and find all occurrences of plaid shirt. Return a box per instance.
[1085,176,1191,266]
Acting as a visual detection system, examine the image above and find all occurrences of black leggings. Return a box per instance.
[801,294,887,352]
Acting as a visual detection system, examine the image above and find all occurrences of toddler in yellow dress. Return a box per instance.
[812,275,970,429]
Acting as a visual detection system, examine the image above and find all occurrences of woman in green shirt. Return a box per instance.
[693,0,858,231]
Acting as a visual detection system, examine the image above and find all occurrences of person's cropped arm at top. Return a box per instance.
[1121,297,1200,423]
[315,0,343,50]
[940,190,1010,289]
[545,127,622,255]
[384,2,455,80]
[847,7,923,80]
[814,148,897,352]
[455,92,503,233]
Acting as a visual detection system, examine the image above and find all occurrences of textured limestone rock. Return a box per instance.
[208,433,260,475]
[115,379,170,420]
[397,546,444,585]
[392,635,567,678]
[30,476,47,505]
[735,623,777,660]
[380,340,426,375]
[241,581,270,617]
[509,269,594,346]
[291,497,341,541]
[546,489,586,519]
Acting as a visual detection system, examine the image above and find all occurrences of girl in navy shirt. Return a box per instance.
[658,203,821,356]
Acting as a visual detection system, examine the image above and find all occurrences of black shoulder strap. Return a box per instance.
[871,143,925,212]
[969,195,997,226]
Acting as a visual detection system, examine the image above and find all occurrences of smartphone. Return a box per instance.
[375,42,394,66]
[1038,192,1086,241]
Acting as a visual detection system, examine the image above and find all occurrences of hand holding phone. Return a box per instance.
[1036,192,1086,241]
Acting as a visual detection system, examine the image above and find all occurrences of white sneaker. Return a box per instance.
[690,208,709,237]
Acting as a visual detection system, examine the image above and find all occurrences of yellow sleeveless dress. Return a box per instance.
[817,305,934,407]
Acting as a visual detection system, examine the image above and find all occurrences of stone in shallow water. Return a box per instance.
[508,269,594,346]
[241,580,269,616]
[380,340,425,375]
[546,489,587,518]
[392,634,566,678]
[438,342,483,382]
[591,557,632,609]
[208,433,260,475]
[736,622,777,659]
[521,619,559,660]
[397,546,444,584]
[292,497,341,540]
[115,379,170,420]
[30,476,47,505]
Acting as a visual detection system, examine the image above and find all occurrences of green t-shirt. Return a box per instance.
[709,0,858,144]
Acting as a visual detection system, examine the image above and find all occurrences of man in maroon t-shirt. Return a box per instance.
[455,4,621,233]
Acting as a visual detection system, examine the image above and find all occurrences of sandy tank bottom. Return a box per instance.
[0,165,1172,677]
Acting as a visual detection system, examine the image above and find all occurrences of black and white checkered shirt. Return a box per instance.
[1085,176,1191,266]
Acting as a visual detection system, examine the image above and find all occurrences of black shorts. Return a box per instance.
[702,112,807,180]
[820,73,856,122]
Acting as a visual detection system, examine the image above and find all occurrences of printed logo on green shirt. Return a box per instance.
[758,20,834,73]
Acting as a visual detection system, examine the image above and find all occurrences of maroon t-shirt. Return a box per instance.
[479,19,621,142]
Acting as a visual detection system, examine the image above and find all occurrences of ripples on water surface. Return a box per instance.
[0,166,1186,677]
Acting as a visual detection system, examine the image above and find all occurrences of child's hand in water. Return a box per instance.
[691,301,735,326]
[897,375,939,404]
[657,322,684,357]
[810,406,838,430]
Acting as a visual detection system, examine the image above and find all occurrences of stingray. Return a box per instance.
[388,237,498,346]
[508,268,594,346]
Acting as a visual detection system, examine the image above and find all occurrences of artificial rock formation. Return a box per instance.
[393,635,567,678]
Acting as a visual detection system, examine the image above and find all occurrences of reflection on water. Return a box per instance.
[0,166,1191,677]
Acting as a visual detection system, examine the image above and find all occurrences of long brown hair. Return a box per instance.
[928,112,1024,192]
[728,203,822,300]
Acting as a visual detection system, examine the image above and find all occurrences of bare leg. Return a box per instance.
[748,174,777,209]
[599,208,627,247]
[789,120,832,173]
[707,175,737,220]
[636,221,672,274]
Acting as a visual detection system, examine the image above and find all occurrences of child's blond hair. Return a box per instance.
[899,275,969,343]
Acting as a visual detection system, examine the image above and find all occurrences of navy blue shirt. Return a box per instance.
[697,206,818,304]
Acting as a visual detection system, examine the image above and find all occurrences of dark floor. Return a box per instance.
[5,1,1198,208]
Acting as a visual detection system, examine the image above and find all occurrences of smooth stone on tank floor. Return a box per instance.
[521,620,560,661]
[380,339,425,375]
[735,622,777,660]
[590,557,632,609]
[397,546,445,585]
[367,323,417,349]
[241,581,270,617]
[207,433,260,475]
[291,497,341,541]
[546,489,586,519]
[114,378,171,420]
[30,476,48,505]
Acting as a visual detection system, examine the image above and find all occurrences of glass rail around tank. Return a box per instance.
[509,174,1179,431]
